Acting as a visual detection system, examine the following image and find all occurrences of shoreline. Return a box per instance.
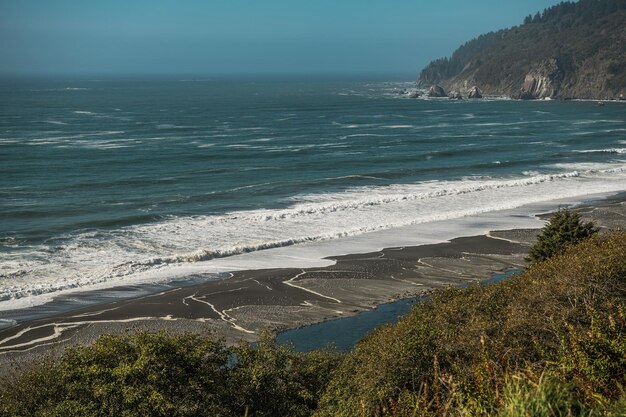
[404,87,626,102]
[0,192,624,376]
[4,188,623,317]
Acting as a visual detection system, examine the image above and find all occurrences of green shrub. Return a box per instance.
[526,208,597,265]
[0,331,341,417]
[229,333,341,417]
[497,373,626,417]
[0,331,232,417]
[497,374,587,417]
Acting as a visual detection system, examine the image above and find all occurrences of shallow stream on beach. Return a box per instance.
[276,269,520,352]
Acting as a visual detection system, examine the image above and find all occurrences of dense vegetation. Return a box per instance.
[315,231,626,416]
[416,30,507,88]
[526,208,597,264]
[1,229,625,416]
[0,331,340,417]
[418,0,626,99]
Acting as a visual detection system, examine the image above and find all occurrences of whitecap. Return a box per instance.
[574,148,626,154]
[249,138,275,142]
[339,133,391,140]
[156,124,198,129]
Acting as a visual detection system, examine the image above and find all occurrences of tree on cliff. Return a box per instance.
[417,0,626,99]
[526,208,597,264]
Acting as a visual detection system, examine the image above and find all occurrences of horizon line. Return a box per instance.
[0,71,420,81]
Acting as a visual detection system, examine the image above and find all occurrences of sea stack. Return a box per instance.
[468,86,483,99]
[428,85,447,97]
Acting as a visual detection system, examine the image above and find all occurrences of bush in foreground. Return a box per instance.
[1,332,232,417]
[0,332,340,417]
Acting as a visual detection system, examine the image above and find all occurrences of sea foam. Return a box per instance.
[1,163,625,311]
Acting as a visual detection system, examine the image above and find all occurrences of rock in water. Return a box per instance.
[467,86,482,99]
[449,91,463,100]
[407,90,421,99]
[428,85,447,97]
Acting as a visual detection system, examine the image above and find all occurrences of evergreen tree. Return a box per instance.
[526,208,597,264]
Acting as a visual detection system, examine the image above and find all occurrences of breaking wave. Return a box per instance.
[2,164,625,307]
[575,148,626,155]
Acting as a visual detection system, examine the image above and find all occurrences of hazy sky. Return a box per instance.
[1,0,564,76]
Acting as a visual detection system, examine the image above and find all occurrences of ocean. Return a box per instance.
[1,76,626,314]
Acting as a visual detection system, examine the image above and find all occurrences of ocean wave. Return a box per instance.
[339,133,391,140]
[248,137,276,142]
[156,124,199,130]
[275,171,583,217]
[522,170,541,176]
[550,162,626,172]
[322,174,383,182]
[2,162,626,306]
[28,88,90,92]
[574,148,626,154]
[574,119,625,125]
[225,144,253,148]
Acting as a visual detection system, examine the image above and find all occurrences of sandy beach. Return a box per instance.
[0,194,624,376]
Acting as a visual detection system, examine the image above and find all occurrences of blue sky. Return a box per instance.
[0,0,563,76]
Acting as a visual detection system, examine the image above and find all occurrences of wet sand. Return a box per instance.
[1,195,624,376]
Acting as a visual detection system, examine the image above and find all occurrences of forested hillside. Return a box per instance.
[418,0,626,99]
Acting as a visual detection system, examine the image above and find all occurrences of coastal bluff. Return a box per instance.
[417,0,626,100]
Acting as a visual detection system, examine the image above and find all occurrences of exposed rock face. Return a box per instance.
[517,59,563,100]
[518,90,535,100]
[449,91,463,100]
[467,86,483,99]
[428,85,447,97]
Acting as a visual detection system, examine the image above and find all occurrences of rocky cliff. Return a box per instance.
[418,0,626,100]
